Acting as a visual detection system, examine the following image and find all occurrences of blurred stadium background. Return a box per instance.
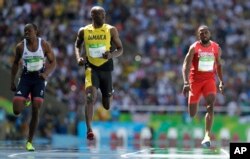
[0,0,250,151]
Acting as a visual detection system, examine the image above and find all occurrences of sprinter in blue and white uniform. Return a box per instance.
[10,23,56,151]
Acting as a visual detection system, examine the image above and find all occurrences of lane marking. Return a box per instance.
[7,149,120,158]
[121,148,230,159]
[8,152,31,158]
[8,150,60,158]
[221,148,230,157]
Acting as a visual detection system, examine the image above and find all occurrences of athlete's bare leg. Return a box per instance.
[188,103,198,118]
[13,97,26,115]
[201,93,216,147]
[27,98,42,143]
[204,94,216,138]
[85,86,97,140]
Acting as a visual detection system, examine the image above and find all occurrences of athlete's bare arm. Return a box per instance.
[182,45,195,97]
[75,28,85,66]
[11,42,23,91]
[216,47,224,93]
[42,40,56,79]
[182,45,195,84]
[103,26,123,59]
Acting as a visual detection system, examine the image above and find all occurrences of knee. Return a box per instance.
[86,93,95,104]
[188,104,198,118]
[12,99,24,116]
[32,98,43,108]
[206,105,214,113]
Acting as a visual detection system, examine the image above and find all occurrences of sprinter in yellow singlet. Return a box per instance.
[75,6,123,140]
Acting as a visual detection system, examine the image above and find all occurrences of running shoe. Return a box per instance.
[26,142,35,151]
[87,131,94,140]
[201,135,211,148]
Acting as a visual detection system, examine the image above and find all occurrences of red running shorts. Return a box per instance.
[188,78,217,104]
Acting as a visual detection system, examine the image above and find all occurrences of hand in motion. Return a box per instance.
[102,51,112,59]
[77,57,85,66]
[182,84,190,97]
[39,72,48,80]
[219,82,224,94]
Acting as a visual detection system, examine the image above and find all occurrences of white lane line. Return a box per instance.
[8,152,31,158]
[121,148,230,159]
[119,148,153,156]
[220,148,230,157]
[8,150,60,158]
[7,149,121,158]
[121,153,229,158]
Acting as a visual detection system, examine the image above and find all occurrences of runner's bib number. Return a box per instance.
[198,56,215,72]
[26,58,44,71]
[89,45,106,58]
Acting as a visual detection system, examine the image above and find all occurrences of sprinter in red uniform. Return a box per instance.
[182,25,224,148]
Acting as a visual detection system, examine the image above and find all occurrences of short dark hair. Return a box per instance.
[31,23,38,32]
[198,25,209,31]
[28,23,39,36]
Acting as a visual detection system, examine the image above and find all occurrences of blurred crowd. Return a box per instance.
[1,0,250,137]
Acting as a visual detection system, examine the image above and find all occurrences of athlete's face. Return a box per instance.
[91,7,106,26]
[198,28,211,44]
[24,24,37,40]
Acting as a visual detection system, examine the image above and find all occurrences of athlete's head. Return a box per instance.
[90,6,106,27]
[24,23,38,40]
[197,25,211,45]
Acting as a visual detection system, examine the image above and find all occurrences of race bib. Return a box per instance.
[88,44,106,58]
[198,56,214,72]
[26,58,44,71]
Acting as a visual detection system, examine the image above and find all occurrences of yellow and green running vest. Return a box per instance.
[83,24,113,70]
